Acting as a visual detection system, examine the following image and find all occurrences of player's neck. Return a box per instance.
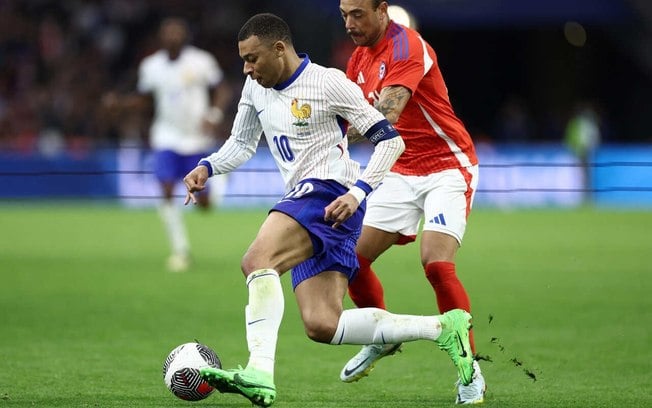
[369,20,390,48]
[166,46,183,61]
[280,52,304,84]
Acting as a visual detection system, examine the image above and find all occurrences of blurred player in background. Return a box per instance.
[105,18,232,272]
[338,0,486,404]
[182,13,475,407]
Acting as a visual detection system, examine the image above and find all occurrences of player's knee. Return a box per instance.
[302,314,338,343]
[240,248,267,275]
[240,254,265,277]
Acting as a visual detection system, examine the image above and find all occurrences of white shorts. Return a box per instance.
[364,166,479,244]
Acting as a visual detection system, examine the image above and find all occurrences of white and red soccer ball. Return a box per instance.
[163,342,221,401]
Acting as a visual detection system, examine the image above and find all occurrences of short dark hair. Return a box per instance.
[238,13,293,46]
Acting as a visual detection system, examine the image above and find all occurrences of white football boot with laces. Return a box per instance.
[456,360,486,404]
[339,343,402,382]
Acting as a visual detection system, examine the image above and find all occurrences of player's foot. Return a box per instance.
[435,309,474,386]
[200,366,276,407]
[456,360,486,404]
[339,343,402,383]
[167,253,190,272]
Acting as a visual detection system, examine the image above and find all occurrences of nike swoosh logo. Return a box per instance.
[257,109,265,116]
[456,333,468,358]
[247,318,266,326]
[343,357,369,376]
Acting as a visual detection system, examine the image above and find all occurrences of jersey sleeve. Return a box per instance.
[382,32,429,93]
[324,69,404,191]
[323,68,385,135]
[201,77,262,175]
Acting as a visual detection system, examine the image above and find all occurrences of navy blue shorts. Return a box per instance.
[271,178,366,289]
[154,150,208,183]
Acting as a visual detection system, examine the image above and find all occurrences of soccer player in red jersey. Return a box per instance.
[338,1,486,403]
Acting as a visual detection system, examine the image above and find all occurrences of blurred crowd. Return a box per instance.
[0,0,621,157]
[0,0,264,155]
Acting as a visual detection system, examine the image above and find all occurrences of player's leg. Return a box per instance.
[200,211,314,407]
[349,225,398,308]
[341,227,402,382]
[155,150,190,271]
[342,172,421,382]
[420,166,485,404]
[420,167,476,343]
[349,173,420,308]
[295,270,347,341]
[421,231,469,314]
[294,271,475,386]
[290,226,474,387]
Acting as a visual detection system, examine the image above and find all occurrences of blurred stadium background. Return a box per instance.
[0,0,651,208]
[1,2,651,406]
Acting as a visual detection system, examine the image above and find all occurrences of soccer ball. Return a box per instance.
[163,342,221,401]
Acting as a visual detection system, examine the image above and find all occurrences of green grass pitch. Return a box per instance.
[0,205,650,407]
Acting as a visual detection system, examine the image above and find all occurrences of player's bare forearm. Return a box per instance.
[377,85,412,124]
[346,126,367,144]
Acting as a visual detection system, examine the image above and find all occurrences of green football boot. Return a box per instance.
[200,365,276,407]
[436,309,475,386]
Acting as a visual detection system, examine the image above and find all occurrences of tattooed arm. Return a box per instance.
[347,85,412,143]
[376,85,412,124]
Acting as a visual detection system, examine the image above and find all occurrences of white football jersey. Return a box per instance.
[203,56,390,192]
[138,46,223,154]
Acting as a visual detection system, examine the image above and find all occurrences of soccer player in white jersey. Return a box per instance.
[181,13,475,407]
[119,18,232,271]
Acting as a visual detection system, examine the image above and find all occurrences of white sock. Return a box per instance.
[245,269,284,376]
[330,308,442,345]
[159,202,189,256]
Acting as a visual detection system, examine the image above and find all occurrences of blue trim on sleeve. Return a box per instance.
[198,160,213,177]
[354,180,373,196]
[363,119,400,145]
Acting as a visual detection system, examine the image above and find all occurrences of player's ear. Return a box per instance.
[378,1,389,18]
[273,40,285,57]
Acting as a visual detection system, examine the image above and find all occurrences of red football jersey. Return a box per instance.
[346,21,478,175]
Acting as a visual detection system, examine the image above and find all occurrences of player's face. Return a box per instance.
[239,36,285,88]
[160,20,187,54]
[340,0,388,47]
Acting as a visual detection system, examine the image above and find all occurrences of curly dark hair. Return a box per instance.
[238,13,293,46]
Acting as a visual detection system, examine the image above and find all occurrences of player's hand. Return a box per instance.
[183,166,209,205]
[324,193,360,228]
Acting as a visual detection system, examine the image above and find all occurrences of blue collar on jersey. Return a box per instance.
[274,53,310,90]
